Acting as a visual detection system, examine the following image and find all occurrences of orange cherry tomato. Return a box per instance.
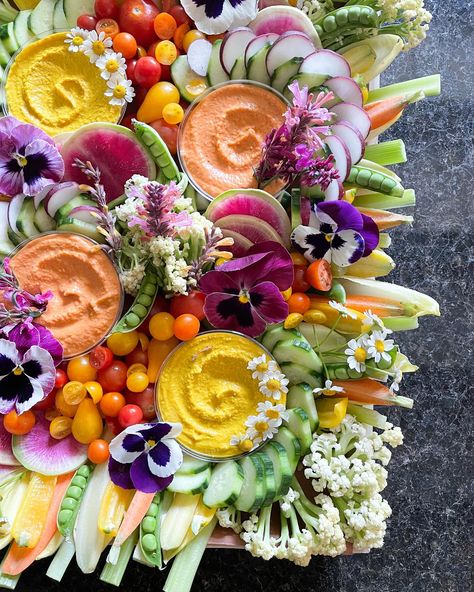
[173,314,200,341]
[173,22,190,49]
[290,252,308,266]
[87,439,110,464]
[288,292,311,314]
[3,410,35,435]
[305,259,333,291]
[96,17,120,39]
[67,355,97,383]
[154,12,177,40]
[113,31,138,58]
[100,391,126,417]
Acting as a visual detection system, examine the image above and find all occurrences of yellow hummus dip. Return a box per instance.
[157,331,285,459]
[179,83,286,199]
[5,32,121,136]
[10,232,122,358]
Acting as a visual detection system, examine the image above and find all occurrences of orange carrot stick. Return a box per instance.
[365,92,423,130]
[2,472,74,576]
[356,207,413,230]
[112,490,155,549]
[309,294,404,318]
[333,379,413,408]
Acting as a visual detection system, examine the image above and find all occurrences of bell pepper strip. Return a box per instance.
[333,378,413,409]
[315,397,348,429]
[98,481,134,536]
[356,207,414,230]
[309,300,365,334]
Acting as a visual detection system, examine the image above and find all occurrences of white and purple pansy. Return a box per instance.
[180,0,258,34]
[108,421,183,494]
[0,339,55,415]
[291,200,379,267]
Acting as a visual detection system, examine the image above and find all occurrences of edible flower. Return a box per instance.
[108,421,183,493]
[313,380,345,397]
[0,117,64,197]
[345,337,370,373]
[199,241,293,337]
[247,354,278,380]
[179,0,258,35]
[256,400,289,424]
[65,27,89,52]
[105,75,135,106]
[291,201,379,266]
[96,51,127,80]
[366,330,395,364]
[258,370,289,401]
[245,413,279,444]
[362,310,393,334]
[328,300,358,319]
[3,321,63,367]
[82,30,113,63]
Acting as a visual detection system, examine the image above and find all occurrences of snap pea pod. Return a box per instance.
[57,464,94,539]
[315,5,378,35]
[327,31,375,52]
[345,166,404,196]
[112,267,159,333]
[133,120,180,181]
[325,364,363,380]
[176,172,189,195]
[139,492,163,568]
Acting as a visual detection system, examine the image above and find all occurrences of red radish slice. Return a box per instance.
[220,28,256,75]
[324,179,344,201]
[187,38,213,76]
[325,135,351,181]
[266,32,315,77]
[68,205,101,225]
[44,182,81,218]
[244,33,278,67]
[331,103,371,138]
[220,229,253,256]
[325,76,363,107]
[300,50,351,78]
[7,194,26,238]
[249,6,321,46]
[332,122,365,165]
[33,184,54,210]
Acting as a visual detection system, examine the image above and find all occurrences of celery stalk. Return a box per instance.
[163,517,217,592]
[347,404,387,429]
[100,530,138,587]
[367,74,441,103]
[0,553,20,590]
[353,189,416,210]
[46,540,76,583]
[383,316,419,331]
[363,140,407,165]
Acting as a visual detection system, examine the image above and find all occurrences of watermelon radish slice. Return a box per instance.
[220,28,256,74]
[324,76,363,108]
[300,50,351,79]
[245,33,278,67]
[44,182,81,219]
[0,420,20,466]
[331,103,371,139]
[12,413,88,476]
[61,123,156,201]
[324,179,344,201]
[215,214,285,245]
[325,135,351,181]
[220,229,253,256]
[266,32,315,77]
[249,6,321,46]
[205,189,291,245]
[187,38,213,76]
[332,122,365,165]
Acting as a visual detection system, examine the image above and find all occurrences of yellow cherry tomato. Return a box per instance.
[62,381,87,405]
[126,371,149,393]
[162,102,184,124]
[67,355,97,383]
[107,331,139,356]
[49,416,73,440]
[127,363,148,376]
[155,40,177,65]
[147,337,179,383]
[137,81,180,123]
[72,398,104,444]
[137,332,149,351]
[55,389,79,418]
[136,45,147,58]
[84,381,104,404]
[148,312,175,341]
[182,29,205,52]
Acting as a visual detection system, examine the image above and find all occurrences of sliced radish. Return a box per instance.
[68,205,101,225]
[325,135,351,181]
[300,50,351,78]
[220,28,256,75]
[7,194,26,238]
[249,6,321,46]
[33,184,54,210]
[331,103,371,138]
[266,32,315,77]
[244,33,278,67]
[332,122,365,165]
[44,182,81,218]
[324,179,344,201]
[187,38,213,76]
[325,76,363,107]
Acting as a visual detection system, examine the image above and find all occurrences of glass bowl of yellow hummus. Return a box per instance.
[155,330,287,462]
[177,80,288,202]
[1,32,125,137]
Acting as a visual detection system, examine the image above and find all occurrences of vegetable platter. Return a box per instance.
[0,0,440,590]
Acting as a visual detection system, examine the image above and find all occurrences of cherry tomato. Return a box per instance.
[288,292,311,314]
[118,404,143,428]
[97,360,128,392]
[67,356,97,382]
[170,291,206,320]
[169,5,192,26]
[162,102,183,124]
[113,31,138,58]
[125,58,138,84]
[136,45,147,57]
[119,0,159,47]
[126,371,149,392]
[88,439,110,464]
[34,388,57,411]
[84,381,104,404]
[125,345,148,366]
[55,389,79,418]
[3,410,35,435]
[305,259,333,291]
[147,41,159,57]
[154,12,177,40]
[96,17,120,39]
[292,265,311,293]
[134,84,149,107]
[100,391,126,417]
[105,416,123,435]
[154,40,177,65]
[127,363,148,376]
[54,368,68,389]
[149,119,177,154]
[161,0,178,11]
[77,14,98,30]
[107,331,139,356]
[173,22,190,49]
[124,385,156,420]
[134,56,162,88]
[140,296,169,333]
[94,0,120,19]
[149,312,175,341]
[159,63,171,81]
[50,416,73,440]
[173,314,200,341]
[63,381,87,405]
[290,252,308,266]
[182,29,205,53]
[89,345,114,370]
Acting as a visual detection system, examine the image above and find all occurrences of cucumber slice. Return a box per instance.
[287,383,318,431]
[271,57,303,94]
[273,426,301,472]
[284,407,312,454]
[1,22,19,55]
[261,325,302,353]
[171,55,208,103]
[55,194,96,222]
[263,440,293,498]
[280,362,322,389]
[246,43,271,86]
[273,338,323,374]
[255,451,276,508]
[56,218,103,242]
[202,461,244,508]
[34,203,56,232]
[29,0,56,37]
[175,454,210,476]
[234,455,265,513]
[13,10,34,48]
[230,55,246,80]
[16,197,39,238]
[0,202,15,260]
[167,468,211,494]
[206,39,229,87]
[0,40,10,67]
[63,0,94,28]
[284,73,328,100]
[53,0,69,30]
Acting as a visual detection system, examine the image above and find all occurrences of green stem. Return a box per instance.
[367,74,441,103]
[46,540,76,583]
[353,189,415,210]
[363,140,407,166]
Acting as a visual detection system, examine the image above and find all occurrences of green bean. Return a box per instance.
[113,267,159,333]
[346,166,404,196]
[139,492,163,568]
[133,120,180,181]
[57,463,94,538]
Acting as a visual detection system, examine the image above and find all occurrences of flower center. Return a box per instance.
[256,362,268,373]
[324,234,332,242]
[254,420,269,433]
[13,367,23,376]
[238,439,253,452]
[266,409,280,420]
[106,59,119,72]
[72,36,83,46]
[238,289,250,304]
[13,153,27,167]
[147,439,156,448]
[113,85,126,99]
[375,339,385,352]
[322,388,336,396]
[354,347,367,363]
[266,379,281,391]
[92,40,106,55]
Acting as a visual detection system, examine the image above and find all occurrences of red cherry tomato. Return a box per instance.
[149,119,177,154]
[292,265,311,293]
[161,0,178,11]
[125,345,148,366]
[159,63,171,81]
[77,14,98,30]
[97,360,128,392]
[89,345,114,370]
[119,0,159,47]
[147,41,158,57]
[34,388,57,411]
[118,404,143,427]
[125,58,138,84]
[54,368,67,389]
[124,385,156,420]
[134,85,148,107]
[94,0,120,19]
[134,56,162,88]
[169,5,192,26]
[304,259,333,291]
[170,291,206,320]
[140,296,169,334]
[113,31,138,59]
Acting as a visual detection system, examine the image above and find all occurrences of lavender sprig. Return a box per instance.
[187,227,233,284]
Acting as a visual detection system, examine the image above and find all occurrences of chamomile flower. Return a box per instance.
[259,370,289,400]
[96,51,127,80]
[366,331,395,364]
[389,369,403,393]
[362,310,392,334]
[247,354,278,381]
[245,413,279,443]
[345,338,369,373]
[105,76,135,106]
[256,400,289,424]
[83,30,113,63]
[313,379,345,397]
[230,433,255,452]
[65,27,89,52]
[329,300,357,319]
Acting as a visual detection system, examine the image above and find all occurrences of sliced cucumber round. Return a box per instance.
[167,467,211,495]
[274,426,301,473]
[234,455,265,513]
[263,440,293,499]
[203,461,244,508]
[287,383,319,431]
[255,451,276,508]
[176,454,210,476]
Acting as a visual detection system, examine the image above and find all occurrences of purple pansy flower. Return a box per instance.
[0,339,55,414]
[180,0,257,34]
[0,116,64,197]
[108,422,183,493]
[199,241,293,337]
[3,321,63,367]
[291,201,379,267]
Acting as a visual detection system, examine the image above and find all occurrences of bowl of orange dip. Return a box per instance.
[10,232,123,359]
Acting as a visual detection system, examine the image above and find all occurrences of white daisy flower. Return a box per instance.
[389,369,403,393]
[366,331,395,364]
[247,354,278,380]
[105,76,135,106]
[230,432,255,452]
[83,30,113,63]
[259,371,289,400]
[362,310,393,334]
[245,413,279,443]
[96,51,127,80]
[256,400,289,424]
[313,379,345,397]
[328,300,357,319]
[345,338,369,372]
[65,27,89,52]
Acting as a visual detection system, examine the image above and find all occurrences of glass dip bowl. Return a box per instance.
[155,330,285,462]
[10,231,124,359]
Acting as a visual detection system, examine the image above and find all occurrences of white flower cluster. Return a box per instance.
[377,0,432,50]
[119,262,147,297]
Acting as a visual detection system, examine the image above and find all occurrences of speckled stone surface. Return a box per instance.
[18,1,473,590]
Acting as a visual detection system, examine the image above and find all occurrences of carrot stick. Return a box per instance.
[356,207,413,230]
[365,92,423,130]
[2,472,74,576]
[309,294,404,318]
[110,490,155,559]
[333,379,413,408]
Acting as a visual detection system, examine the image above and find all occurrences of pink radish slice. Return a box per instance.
[33,184,54,210]
[325,135,351,181]
[332,122,365,165]
[220,229,253,256]
[266,32,315,77]
[187,38,213,76]
[300,50,351,78]
[300,196,311,225]
[68,205,101,225]
[44,182,81,218]
[324,179,344,201]
[244,33,278,67]
[249,6,321,46]
[325,76,363,107]
[220,28,255,74]
[331,103,371,139]
[7,194,26,238]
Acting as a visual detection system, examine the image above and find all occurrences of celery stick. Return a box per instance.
[0,553,20,590]
[100,530,138,587]
[353,189,416,210]
[46,540,76,583]
[347,403,387,429]
[383,316,419,332]
[367,74,441,103]
[163,518,217,592]
[364,140,407,165]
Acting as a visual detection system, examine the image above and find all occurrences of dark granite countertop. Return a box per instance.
[16,0,473,590]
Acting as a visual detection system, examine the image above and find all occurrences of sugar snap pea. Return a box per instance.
[133,120,180,182]
[346,166,404,196]
[316,5,378,35]
[326,364,362,380]
[112,266,159,333]
[139,492,163,568]
[57,463,94,539]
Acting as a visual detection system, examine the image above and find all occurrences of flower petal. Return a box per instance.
[331,230,365,266]
[138,421,181,442]
[215,251,271,289]
[360,213,380,256]
[204,292,267,336]
[246,241,294,290]
[148,439,183,478]
[250,281,288,324]
[16,377,45,414]
[199,269,240,296]
[0,340,19,378]
[291,225,330,262]
[109,428,146,464]
[0,374,24,414]
[22,140,64,196]
[21,345,55,394]
[180,0,257,34]
[108,457,134,489]
[130,452,174,493]
[317,200,363,232]
[8,120,55,148]
[4,323,40,358]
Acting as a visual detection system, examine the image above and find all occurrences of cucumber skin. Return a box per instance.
[167,468,211,495]
[234,455,265,513]
[255,451,276,508]
[263,440,293,499]
[203,461,244,509]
